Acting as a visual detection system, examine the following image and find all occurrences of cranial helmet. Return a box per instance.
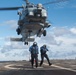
[33,42,37,46]
[43,44,46,48]
[37,3,43,8]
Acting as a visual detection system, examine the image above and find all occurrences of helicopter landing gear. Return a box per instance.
[43,30,46,36]
[16,28,21,35]
[24,42,28,45]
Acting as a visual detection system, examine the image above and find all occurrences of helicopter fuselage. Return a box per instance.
[16,4,51,43]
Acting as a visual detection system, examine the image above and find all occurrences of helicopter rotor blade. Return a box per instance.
[0,6,23,10]
[43,0,69,5]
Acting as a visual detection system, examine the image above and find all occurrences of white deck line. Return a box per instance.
[4,64,43,70]
[4,62,76,72]
[4,64,21,70]
[43,63,76,72]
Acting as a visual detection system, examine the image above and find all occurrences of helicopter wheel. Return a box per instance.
[16,28,21,35]
[24,42,28,45]
[43,30,46,36]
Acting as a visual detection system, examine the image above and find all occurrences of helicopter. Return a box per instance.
[0,0,68,45]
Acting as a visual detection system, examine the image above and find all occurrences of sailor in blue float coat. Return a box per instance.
[29,42,39,68]
[40,44,52,66]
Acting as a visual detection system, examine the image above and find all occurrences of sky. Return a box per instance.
[0,0,76,61]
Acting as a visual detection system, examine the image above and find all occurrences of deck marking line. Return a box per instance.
[43,63,76,72]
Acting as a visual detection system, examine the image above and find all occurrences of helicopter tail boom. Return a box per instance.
[10,38,22,41]
[10,37,35,42]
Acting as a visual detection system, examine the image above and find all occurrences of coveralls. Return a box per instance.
[40,46,51,66]
[29,45,39,68]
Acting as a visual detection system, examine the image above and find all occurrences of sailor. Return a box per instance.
[29,42,39,68]
[40,44,52,66]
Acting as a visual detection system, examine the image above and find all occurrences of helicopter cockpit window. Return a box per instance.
[26,4,34,8]
[29,6,33,8]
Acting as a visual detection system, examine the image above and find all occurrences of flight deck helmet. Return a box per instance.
[43,44,46,48]
[33,42,37,46]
